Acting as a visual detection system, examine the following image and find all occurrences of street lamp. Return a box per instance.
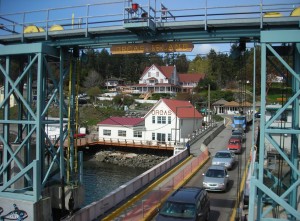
[175,106,192,145]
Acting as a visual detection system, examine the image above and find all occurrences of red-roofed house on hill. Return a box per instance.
[97,99,203,147]
[132,64,180,95]
[131,64,205,95]
[178,73,205,93]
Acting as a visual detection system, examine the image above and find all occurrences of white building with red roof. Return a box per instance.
[132,64,179,95]
[178,73,205,93]
[97,116,145,141]
[97,99,203,146]
[131,64,205,95]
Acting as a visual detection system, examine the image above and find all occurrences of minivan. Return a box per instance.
[156,186,210,221]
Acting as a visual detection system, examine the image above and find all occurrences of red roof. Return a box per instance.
[141,64,175,79]
[161,99,203,119]
[98,117,144,126]
[178,73,205,82]
[156,66,175,79]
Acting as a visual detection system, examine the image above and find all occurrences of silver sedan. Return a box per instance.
[211,150,236,170]
[202,165,229,192]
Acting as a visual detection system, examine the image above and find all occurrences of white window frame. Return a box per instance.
[118,130,126,137]
[103,129,111,136]
[133,130,142,138]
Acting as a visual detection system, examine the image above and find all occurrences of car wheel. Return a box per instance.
[225,183,229,192]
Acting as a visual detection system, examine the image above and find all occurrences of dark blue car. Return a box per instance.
[156,187,210,221]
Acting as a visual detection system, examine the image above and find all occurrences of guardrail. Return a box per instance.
[47,135,174,150]
[62,149,189,221]
[123,149,210,221]
[0,1,299,38]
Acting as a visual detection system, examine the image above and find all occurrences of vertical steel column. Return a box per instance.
[251,43,256,154]
[290,43,300,216]
[258,42,267,220]
[69,57,76,184]
[3,56,10,184]
[25,55,33,186]
[35,52,43,201]
[59,47,66,213]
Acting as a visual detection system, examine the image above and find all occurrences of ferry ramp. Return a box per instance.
[61,122,225,221]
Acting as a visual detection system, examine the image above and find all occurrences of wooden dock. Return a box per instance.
[51,134,174,151]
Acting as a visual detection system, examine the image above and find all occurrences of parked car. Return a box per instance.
[202,165,229,192]
[212,150,236,170]
[227,137,242,154]
[156,186,210,221]
[232,129,245,137]
[232,129,245,142]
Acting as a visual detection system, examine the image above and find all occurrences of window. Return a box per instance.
[152,133,155,140]
[118,130,126,137]
[157,133,166,143]
[168,133,171,141]
[157,116,166,124]
[133,130,142,138]
[168,116,171,124]
[103,129,111,136]
[156,72,159,77]
[148,72,151,77]
[152,116,155,124]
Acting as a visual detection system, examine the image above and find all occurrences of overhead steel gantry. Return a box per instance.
[0,0,299,220]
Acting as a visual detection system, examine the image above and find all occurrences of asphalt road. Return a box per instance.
[184,124,253,221]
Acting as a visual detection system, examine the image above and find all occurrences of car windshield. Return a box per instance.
[232,131,242,135]
[229,140,239,145]
[215,152,232,158]
[159,201,196,218]
[206,169,225,178]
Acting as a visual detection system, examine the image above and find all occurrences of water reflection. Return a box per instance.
[82,160,147,206]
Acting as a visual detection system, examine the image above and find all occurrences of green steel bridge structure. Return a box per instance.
[0,0,299,220]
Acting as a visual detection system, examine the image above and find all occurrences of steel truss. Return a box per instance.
[249,30,300,221]
[0,43,78,202]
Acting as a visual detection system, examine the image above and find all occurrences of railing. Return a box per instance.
[48,135,174,150]
[62,148,191,221]
[0,1,299,38]
[113,148,210,221]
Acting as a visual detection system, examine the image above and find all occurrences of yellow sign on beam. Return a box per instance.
[111,42,194,54]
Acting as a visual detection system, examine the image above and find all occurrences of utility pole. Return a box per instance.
[208,84,211,126]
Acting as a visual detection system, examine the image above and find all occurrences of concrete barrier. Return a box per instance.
[203,123,225,146]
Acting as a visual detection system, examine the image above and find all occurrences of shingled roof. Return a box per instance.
[161,99,203,119]
[97,117,144,126]
[141,64,175,79]
[178,73,205,82]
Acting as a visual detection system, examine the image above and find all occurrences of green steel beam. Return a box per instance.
[0,43,69,202]
[290,42,300,216]
[249,31,300,220]
[0,43,58,56]
[261,30,300,43]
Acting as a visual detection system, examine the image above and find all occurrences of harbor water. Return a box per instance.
[82,160,147,206]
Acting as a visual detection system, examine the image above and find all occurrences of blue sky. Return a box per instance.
[1,0,299,57]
